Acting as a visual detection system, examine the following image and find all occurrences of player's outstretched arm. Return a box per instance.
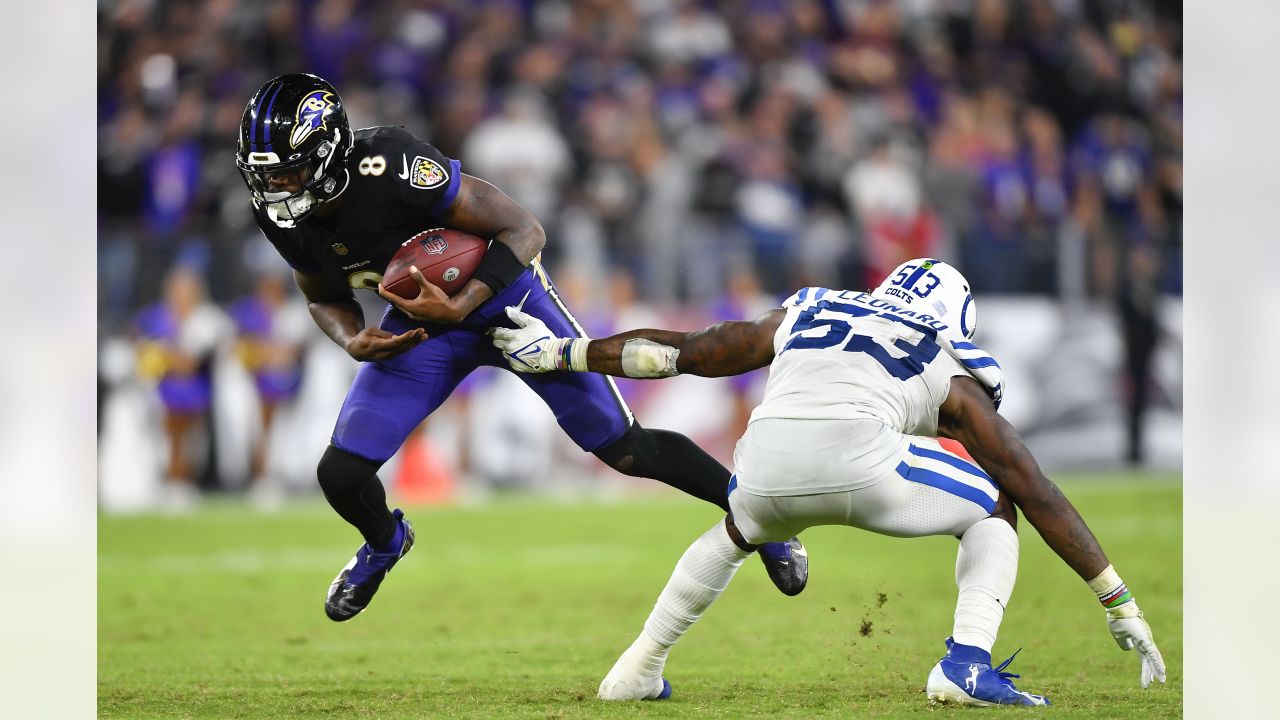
[295,269,425,362]
[938,376,1166,688]
[490,307,784,378]
[384,175,547,324]
[939,377,1110,579]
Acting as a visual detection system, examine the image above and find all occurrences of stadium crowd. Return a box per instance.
[97,0,1182,503]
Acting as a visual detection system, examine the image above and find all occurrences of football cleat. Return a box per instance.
[926,637,1050,707]
[758,536,808,596]
[324,509,415,622]
[598,673,671,701]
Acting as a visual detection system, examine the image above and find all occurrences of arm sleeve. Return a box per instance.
[394,141,463,215]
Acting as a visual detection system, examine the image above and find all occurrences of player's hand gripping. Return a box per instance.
[489,306,571,373]
[377,265,464,324]
[344,327,426,362]
[1106,601,1166,688]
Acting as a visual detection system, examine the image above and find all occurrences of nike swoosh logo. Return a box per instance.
[398,154,409,179]
[509,335,550,368]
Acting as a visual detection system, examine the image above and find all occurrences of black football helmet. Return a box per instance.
[236,73,353,227]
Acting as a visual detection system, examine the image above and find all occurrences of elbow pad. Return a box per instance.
[621,339,680,378]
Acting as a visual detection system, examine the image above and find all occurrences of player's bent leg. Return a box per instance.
[825,439,1046,705]
[598,518,750,701]
[321,334,472,622]
[924,515,1047,706]
[951,515,1019,653]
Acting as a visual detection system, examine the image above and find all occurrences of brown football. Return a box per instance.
[383,228,488,299]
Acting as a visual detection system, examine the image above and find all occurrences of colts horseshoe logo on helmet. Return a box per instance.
[290,90,336,148]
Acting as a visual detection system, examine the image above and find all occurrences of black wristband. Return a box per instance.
[471,240,528,294]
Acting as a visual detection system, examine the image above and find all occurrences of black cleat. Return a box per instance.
[758,536,808,596]
[325,509,415,622]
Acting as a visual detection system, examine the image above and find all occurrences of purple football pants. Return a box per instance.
[331,268,633,463]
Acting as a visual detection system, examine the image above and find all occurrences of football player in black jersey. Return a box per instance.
[236,73,808,621]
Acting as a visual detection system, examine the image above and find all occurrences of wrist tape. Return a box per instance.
[556,339,590,372]
[1087,564,1134,609]
[620,339,680,378]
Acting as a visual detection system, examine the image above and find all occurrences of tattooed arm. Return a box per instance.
[585,309,785,378]
[489,307,784,378]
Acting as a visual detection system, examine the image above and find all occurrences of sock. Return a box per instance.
[952,517,1019,653]
[624,521,750,676]
[375,516,404,553]
[612,629,670,681]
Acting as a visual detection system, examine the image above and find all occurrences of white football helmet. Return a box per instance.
[872,258,977,340]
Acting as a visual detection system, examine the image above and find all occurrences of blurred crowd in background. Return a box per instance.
[96,0,1182,510]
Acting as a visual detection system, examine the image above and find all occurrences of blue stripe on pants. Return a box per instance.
[895,461,996,513]
[907,444,996,488]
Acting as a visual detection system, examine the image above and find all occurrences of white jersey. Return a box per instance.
[733,285,1005,506]
[749,287,1000,437]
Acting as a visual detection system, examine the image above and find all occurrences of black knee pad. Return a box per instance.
[593,423,657,477]
[316,444,383,496]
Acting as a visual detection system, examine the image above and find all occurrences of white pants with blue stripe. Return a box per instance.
[727,418,1000,544]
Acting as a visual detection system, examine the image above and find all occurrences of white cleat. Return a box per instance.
[926,662,993,706]
[597,671,671,701]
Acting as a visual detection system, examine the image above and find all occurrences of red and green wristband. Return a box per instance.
[1087,564,1135,609]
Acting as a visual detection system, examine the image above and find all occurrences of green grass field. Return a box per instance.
[99,474,1181,719]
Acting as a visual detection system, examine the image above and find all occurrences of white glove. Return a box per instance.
[1106,601,1166,688]
[489,306,570,373]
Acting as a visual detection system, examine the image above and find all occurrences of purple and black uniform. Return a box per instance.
[251,126,632,464]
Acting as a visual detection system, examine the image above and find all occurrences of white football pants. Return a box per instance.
[727,418,1000,543]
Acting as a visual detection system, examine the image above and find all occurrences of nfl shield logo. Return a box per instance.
[331,243,348,255]
[420,234,448,255]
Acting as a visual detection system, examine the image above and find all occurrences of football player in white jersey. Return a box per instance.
[489,259,1165,707]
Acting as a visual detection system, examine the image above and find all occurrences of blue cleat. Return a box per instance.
[759,536,808,596]
[325,509,415,622]
[926,637,1050,706]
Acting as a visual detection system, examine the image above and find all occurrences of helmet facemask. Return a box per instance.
[238,127,349,228]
